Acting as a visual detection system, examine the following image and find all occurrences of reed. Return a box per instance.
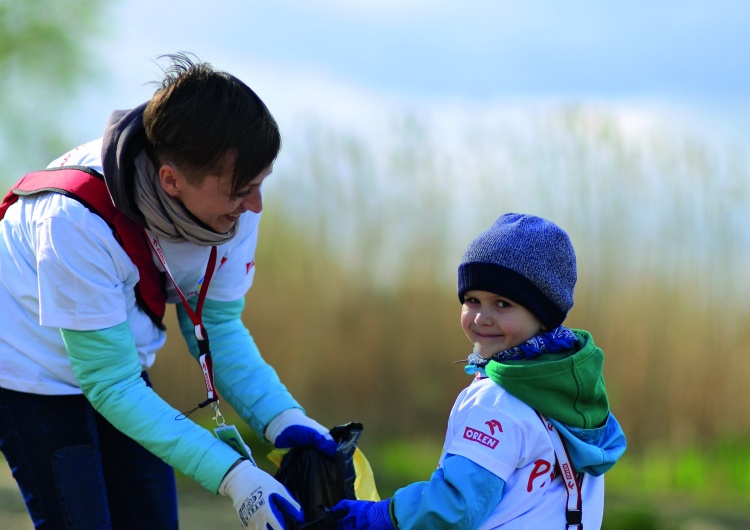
[151,103,750,457]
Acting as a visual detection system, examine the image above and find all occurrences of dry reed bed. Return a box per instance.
[151,104,750,455]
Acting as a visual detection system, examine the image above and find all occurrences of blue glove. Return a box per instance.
[265,409,337,457]
[275,424,337,457]
[333,499,395,530]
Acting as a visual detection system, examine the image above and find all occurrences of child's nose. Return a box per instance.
[475,309,492,325]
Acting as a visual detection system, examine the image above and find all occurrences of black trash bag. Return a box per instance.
[275,422,364,530]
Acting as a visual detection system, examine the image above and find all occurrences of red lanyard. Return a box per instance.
[537,412,584,530]
[146,230,219,409]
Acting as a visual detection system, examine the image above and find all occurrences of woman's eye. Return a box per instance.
[232,189,253,200]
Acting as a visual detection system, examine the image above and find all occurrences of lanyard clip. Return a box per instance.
[211,402,226,427]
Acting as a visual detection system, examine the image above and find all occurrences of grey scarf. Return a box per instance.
[102,103,237,246]
[133,153,237,245]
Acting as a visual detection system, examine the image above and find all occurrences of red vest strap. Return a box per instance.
[1,167,166,329]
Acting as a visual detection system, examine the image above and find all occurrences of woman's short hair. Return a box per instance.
[143,52,281,196]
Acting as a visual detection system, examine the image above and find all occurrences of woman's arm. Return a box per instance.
[61,322,241,493]
[176,296,301,438]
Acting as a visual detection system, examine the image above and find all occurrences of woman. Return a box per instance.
[0,53,332,529]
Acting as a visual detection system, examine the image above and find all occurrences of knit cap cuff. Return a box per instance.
[458,261,566,329]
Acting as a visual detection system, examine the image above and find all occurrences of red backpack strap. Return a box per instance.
[1,166,166,329]
[0,182,24,218]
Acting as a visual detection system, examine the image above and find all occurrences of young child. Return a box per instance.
[333,213,627,529]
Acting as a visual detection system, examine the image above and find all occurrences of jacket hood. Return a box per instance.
[550,413,627,476]
[483,329,626,474]
[101,102,149,226]
[484,329,609,429]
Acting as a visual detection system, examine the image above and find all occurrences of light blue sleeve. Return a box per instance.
[61,322,242,494]
[176,296,301,439]
[391,454,505,530]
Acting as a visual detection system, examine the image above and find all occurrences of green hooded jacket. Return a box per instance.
[484,329,609,429]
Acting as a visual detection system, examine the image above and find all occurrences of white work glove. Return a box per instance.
[265,409,337,457]
[219,460,304,529]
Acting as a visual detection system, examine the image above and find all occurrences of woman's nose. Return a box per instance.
[242,191,263,213]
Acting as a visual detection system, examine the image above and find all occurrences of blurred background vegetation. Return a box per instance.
[2,2,750,529]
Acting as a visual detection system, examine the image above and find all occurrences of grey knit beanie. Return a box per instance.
[457,213,577,329]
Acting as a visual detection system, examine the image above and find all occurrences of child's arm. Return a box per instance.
[334,453,504,529]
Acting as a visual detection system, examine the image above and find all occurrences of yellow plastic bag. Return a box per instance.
[351,447,380,501]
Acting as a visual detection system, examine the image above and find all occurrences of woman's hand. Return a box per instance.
[219,460,304,529]
[265,408,337,457]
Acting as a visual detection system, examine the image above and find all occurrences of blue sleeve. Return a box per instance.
[61,323,242,494]
[391,454,505,529]
[177,297,301,439]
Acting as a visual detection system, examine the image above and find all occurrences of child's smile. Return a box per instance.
[461,290,545,358]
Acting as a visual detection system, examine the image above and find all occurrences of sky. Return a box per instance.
[72,0,750,145]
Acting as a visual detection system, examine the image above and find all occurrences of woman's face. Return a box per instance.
[159,160,272,234]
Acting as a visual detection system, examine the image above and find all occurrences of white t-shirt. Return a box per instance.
[440,375,604,529]
[0,140,259,395]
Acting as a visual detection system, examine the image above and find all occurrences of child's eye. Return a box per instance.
[463,297,479,305]
[496,300,510,308]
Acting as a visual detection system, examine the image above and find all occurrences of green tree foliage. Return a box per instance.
[0,0,109,181]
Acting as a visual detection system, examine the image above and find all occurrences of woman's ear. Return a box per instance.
[158,164,182,197]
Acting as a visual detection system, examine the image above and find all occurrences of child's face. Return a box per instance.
[461,290,545,358]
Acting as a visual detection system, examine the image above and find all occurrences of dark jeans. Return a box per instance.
[0,373,178,529]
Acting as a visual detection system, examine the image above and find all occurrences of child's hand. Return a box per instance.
[332,499,395,530]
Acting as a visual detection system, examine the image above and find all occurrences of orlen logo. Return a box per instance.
[485,419,503,435]
[463,426,499,449]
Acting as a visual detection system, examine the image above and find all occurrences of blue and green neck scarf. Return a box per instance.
[465,326,577,375]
